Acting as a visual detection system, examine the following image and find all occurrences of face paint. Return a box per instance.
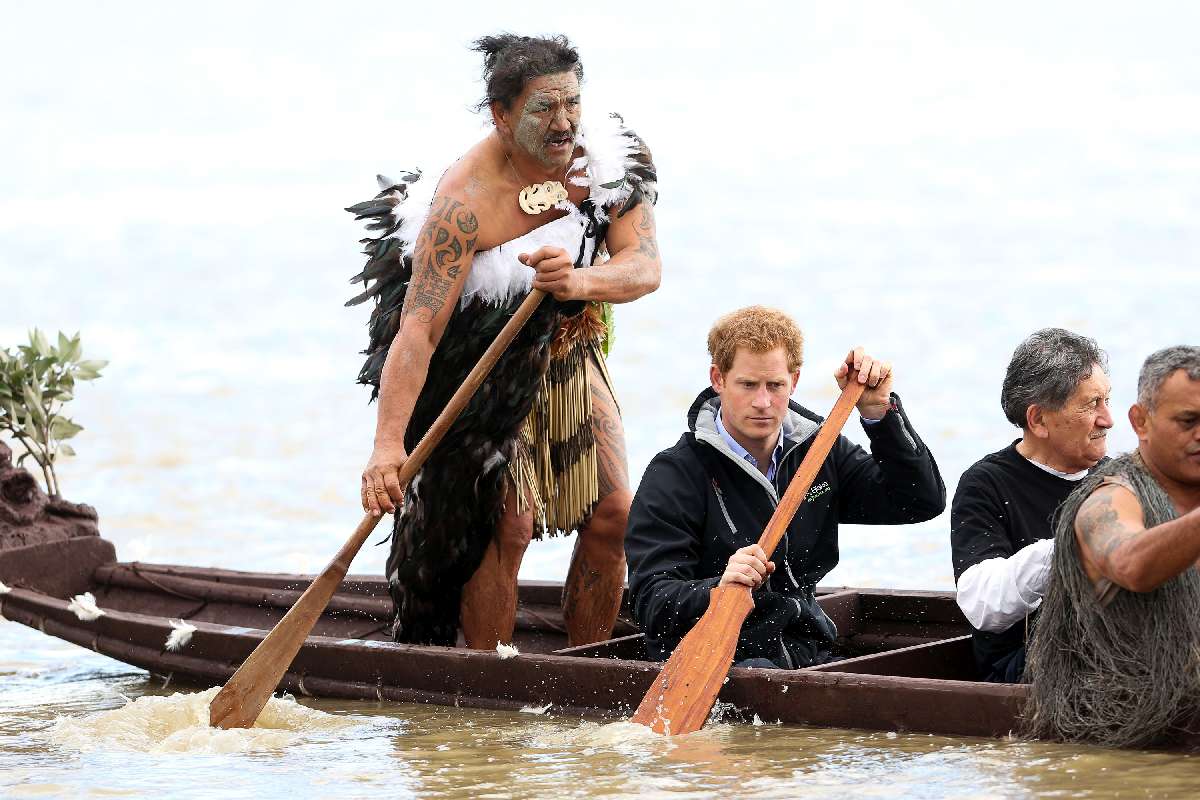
[514,104,552,165]
[507,72,581,169]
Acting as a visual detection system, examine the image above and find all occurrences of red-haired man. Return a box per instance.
[625,306,945,668]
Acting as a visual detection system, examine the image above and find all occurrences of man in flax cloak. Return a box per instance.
[347,34,661,649]
[1025,345,1200,748]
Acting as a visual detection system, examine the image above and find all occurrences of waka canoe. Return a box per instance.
[0,535,1025,737]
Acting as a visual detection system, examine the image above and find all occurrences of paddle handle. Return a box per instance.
[395,288,547,489]
[630,377,870,737]
[209,288,547,729]
[756,380,866,558]
[301,287,548,584]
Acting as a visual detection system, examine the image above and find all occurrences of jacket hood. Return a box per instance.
[686,387,823,443]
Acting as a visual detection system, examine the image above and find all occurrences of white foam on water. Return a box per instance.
[495,642,520,659]
[526,718,732,753]
[0,580,12,594]
[48,687,357,754]
[530,720,668,749]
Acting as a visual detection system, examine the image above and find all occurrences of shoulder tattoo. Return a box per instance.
[1077,486,1140,562]
[404,197,479,323]
[634,202,657,260]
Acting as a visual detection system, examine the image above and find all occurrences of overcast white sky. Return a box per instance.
[3,2,1198,581]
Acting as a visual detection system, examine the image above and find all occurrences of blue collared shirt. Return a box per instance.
[714,403,886,483]
[715,412,785,482]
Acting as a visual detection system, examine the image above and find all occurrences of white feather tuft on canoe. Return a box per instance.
[165,619,196,652]
[68,592,106,621]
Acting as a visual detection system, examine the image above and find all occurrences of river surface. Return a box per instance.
[3,2,1200,797]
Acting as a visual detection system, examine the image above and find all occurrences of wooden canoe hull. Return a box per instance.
[0,537,1025,738]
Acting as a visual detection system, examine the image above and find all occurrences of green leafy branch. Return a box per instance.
[0,329,106,498]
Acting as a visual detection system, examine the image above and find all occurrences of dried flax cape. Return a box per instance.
[1024,452,1200,748]
[345,114,657,645]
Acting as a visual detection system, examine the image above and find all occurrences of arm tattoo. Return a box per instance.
[634,202,658,260]
[1079,488,1141,562]
[403,197,478,323]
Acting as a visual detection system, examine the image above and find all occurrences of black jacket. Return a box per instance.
[625,388,946,668]
[950,443,1107,681]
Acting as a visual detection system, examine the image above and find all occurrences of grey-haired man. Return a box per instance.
[950,328,1112,682]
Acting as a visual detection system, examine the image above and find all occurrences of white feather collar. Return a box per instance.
[392,113,640,259]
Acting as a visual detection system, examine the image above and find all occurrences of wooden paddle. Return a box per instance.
[630,378,867,735]
[209,288,547,729]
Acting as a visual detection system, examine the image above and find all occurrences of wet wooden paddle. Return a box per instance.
[209,289,547,729]
[630,378,867,735]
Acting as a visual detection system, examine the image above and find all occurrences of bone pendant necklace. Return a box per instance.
[506,153,568,215]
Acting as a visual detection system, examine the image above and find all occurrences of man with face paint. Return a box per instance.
[346,34,660,650]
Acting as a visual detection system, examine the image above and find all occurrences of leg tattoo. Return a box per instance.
[563,355,631,646]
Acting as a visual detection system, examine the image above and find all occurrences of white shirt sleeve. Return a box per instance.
[955,538,1055,632]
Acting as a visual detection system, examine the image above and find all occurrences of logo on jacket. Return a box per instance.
[805,481,832,504]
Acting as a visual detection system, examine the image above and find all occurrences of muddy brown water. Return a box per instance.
[2,622,1198,799]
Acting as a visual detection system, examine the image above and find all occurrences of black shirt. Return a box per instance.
[950,441,1093,679]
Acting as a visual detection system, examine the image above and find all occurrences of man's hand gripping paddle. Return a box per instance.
[208,289,547,729]
[630,378,867,735]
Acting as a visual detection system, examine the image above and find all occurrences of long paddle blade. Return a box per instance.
[208,512,381,728]
[631,585,753,735]
[209,289,547,729]
[631,379,866,735]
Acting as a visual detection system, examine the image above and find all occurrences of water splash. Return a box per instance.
[49,687,357,754]
[707,700,741,724]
